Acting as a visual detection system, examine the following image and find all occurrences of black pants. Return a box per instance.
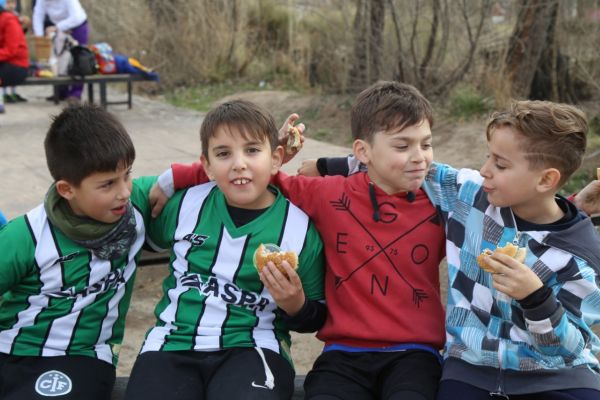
[436,380,600,400]
[0,353,116,400]
[304,350,442,400]
[126,348,295,400]
[0,62,28,87]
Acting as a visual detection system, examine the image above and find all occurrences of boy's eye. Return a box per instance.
[422,143,432,149]
[246,147,261,154]
[394,145,408,151]
[495,164,506,170]
[101,181,113,188]
[215,151,229,158]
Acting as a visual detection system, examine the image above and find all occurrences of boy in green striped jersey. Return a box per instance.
[0,104,159,399]
[125,100,325,400]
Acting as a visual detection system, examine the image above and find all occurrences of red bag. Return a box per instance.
[90,42,116,74]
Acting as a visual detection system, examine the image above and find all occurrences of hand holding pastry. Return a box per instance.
[278,113,305,163]
[478,244,542,300]
[477,243,526,273]
[254,244,304,315]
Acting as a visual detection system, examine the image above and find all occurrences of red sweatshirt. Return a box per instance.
[0,11,29,68]
[172,163,446,350]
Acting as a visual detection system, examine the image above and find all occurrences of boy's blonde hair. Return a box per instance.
[486,100,588,186]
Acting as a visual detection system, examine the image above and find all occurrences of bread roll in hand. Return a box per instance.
[253,243,298,278]
[286,126,302,154]
[477,243,527,273]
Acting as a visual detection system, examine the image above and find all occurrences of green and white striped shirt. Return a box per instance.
[142,183,324,363]
[0,177,156,366]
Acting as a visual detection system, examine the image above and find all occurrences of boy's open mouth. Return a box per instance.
[111,205,127,215]
[232,178,251,185]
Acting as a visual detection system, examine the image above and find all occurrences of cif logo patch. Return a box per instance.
[35,370,72,396]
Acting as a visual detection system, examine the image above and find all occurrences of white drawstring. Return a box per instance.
[254,347,275,390]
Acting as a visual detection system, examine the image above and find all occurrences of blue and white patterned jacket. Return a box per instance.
[424,162,600,394]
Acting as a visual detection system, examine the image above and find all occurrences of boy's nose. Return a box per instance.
[117,181,132,200]
[411,148,426,163]
[479,159,491,178]
[232,155,247,171]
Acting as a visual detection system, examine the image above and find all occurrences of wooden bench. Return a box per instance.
[19,74,152,109]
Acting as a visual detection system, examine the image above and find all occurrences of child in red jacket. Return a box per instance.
[0,0,29,113]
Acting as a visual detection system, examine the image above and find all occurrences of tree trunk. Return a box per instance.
[349,0,368,90]
[369,0,385,82]
[529,2,580,102]
[505,0,558,98]
[350,0,385,90]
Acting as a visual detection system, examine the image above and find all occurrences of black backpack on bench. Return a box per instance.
[68,45,98,78]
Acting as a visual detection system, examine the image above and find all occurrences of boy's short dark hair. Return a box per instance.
[200,100,278,158]
[44,104,136,186]
[486,100,588,186]
[351,81,434,142]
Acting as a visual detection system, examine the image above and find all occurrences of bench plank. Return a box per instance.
[19,74,150,109]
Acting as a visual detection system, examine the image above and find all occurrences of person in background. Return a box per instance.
[3,0,28,103]
[0,0,29,114]
[32,0,87,104]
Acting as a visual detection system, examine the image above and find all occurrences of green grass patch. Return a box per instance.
[590,114,600,137]
[165,81,270,112]
[447,86,493,120]
[561,170,594,197]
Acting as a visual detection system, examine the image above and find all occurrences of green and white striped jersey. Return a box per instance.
[142,183,324,363]
[0,176,156,366]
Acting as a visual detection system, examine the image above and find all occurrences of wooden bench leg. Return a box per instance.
[99,82,107,109]
[87,82,94,104]
[128,80,132,109]
[52,86,60,104]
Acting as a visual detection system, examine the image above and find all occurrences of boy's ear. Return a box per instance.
[55,180,76,200]
[271,145,284,175]
[200,155,215,180]
[537,167,561,193]
[353,139,371,165]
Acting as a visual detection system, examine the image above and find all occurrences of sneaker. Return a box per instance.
[46,95,65,102]
[3,94,17,103]
[0,104,5,114]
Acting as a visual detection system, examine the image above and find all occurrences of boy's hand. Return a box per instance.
[485,253,543,300]
[279,113,306,164]
[573,180,600,215]
[259,260,305,316]
[297,159,320,176]
[149,183,169,218]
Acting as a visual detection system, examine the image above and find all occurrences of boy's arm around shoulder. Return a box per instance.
[0,218,37,294]
[423,162,483,212]
[172,161,210,188]
[287,221,326,332]
[132,175,175,251]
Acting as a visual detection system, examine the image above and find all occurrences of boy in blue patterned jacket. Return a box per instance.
[312,100,600,400]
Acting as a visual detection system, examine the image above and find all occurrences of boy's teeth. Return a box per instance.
[234,178,249,184]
